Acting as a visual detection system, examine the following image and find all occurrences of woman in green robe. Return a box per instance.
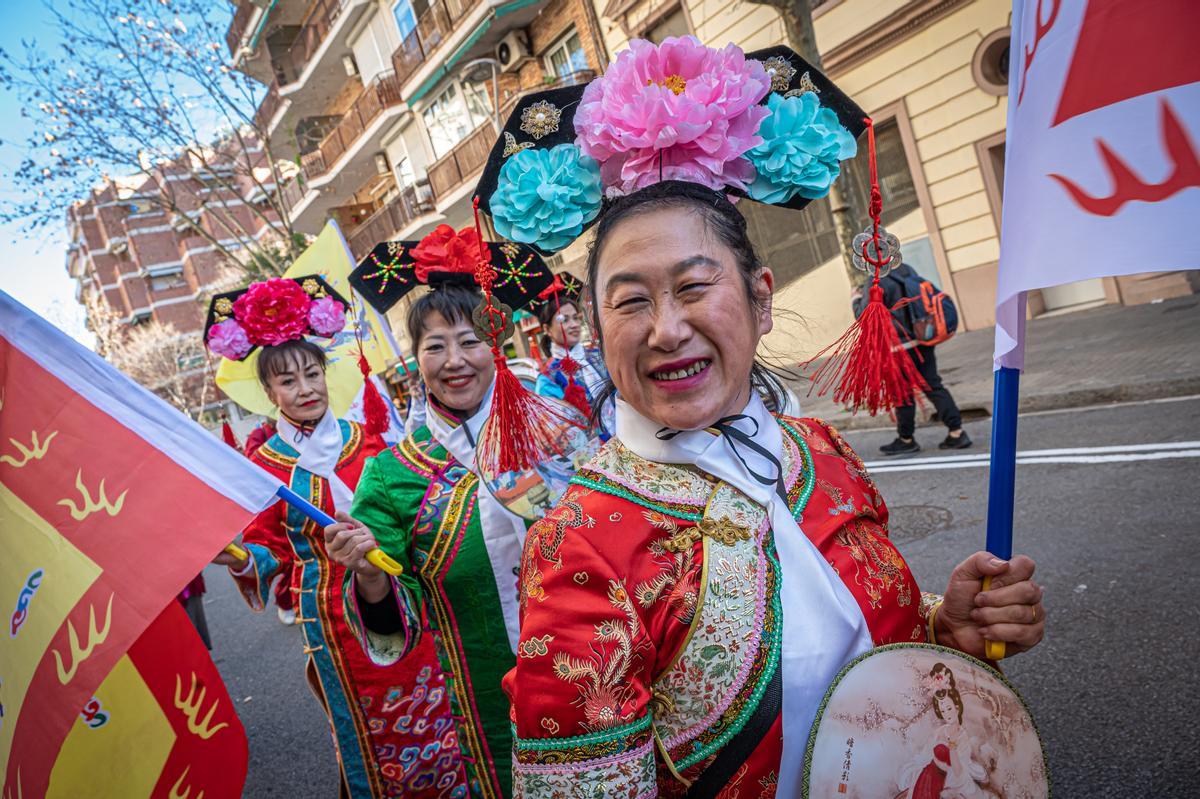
[326,227,557,799]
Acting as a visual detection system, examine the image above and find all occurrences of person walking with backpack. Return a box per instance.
[852,262,972,455]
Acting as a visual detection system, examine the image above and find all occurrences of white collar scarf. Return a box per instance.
[276,408,354,511]
[424,377,526,654]
[614,395,873,794]
[550,341,605,396]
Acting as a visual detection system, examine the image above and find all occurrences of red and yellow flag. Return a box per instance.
[46,600,248,797]
[1,292,281,798]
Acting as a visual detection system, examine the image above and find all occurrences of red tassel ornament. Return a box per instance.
[803,118,927,415]
[221,420,239,449]
[470,199,583,473]
[557,355,591,418]
[357,345,391,438]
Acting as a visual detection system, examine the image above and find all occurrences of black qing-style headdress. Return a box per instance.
[473,36,927,416]
[204,274,349,361]
[202,274,392,436]
[351,223,584,474]
[528,271,585,317]
[350,223,554,316]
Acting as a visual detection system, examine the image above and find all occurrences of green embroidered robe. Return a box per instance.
[344,425,519,799]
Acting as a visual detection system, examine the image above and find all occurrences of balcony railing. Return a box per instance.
[281,0,348,82]
[301,71,404,181]
[391,0,484,88]
[254,80,283,131]
[279,176,308,213]
[497,69,595,120]
[347,182,435,260]
[226,0,257,57]
[427,121,494,200]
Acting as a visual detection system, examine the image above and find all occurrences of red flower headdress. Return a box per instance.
[203,275,391,437]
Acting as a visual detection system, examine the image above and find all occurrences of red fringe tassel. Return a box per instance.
[470,197,584,473]
[557,354,591,418]
[221,420,239,449]
[477,355,582,473]
[804,284,927,415]
[357,349,391,438]
[803,117,927,415]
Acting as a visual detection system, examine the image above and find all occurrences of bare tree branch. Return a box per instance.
[0,0,304,280]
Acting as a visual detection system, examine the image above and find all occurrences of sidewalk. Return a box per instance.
[789,295,1200,431]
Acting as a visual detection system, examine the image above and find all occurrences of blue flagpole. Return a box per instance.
[985,367,1020,560]
[276,484,336,527]
[983,365,1020,659]
[273,485,404,575]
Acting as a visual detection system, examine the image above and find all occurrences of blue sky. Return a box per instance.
[0,4,87,342]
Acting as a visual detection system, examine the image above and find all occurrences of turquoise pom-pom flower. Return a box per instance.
[746,92,857,204]
[490,144,603,253]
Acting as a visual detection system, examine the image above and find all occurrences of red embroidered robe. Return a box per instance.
[504,417,933,797]
[232,419,459,798]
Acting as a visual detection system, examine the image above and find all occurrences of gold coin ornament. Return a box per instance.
[477,398,601,520]
[804,643,1049,798]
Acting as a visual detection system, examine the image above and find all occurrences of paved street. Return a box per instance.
[203,395,1200,797]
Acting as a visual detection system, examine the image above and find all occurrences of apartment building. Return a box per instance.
[591,0,1198,359]
[227,0,609,350]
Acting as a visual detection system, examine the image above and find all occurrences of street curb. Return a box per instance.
[799,376,1200,431]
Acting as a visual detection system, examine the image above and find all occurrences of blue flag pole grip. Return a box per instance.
[274,486,403,576]
[982,366,1020,658]
[984,367,1020,560]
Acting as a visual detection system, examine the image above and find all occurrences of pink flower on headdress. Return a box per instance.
[233,278,313,346]
[573,36,771,195]
[206,318,252,360]
[308,295,346,337]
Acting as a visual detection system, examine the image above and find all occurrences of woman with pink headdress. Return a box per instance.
[463,36,1047,796]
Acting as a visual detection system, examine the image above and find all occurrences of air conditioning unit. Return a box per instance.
[496,30,532,73]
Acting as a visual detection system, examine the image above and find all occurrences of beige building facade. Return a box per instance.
[589,0,1197,361]
[229,0,1196,364]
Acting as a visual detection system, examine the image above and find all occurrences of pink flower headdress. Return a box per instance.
[474,39,868,256]
[574,37,771,196]
[203,275,348,361]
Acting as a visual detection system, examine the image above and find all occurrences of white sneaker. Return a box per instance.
[277,607,297,625]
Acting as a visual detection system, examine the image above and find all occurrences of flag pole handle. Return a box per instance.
[983,366,1020,659]
[276,486,404,576]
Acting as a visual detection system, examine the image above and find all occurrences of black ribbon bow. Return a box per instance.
[657,414,789,505]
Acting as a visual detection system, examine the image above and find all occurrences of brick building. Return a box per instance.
[66,139,286,418]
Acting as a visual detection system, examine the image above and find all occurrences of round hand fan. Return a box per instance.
[804,643,1049,799]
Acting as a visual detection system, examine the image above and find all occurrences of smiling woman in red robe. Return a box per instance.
[472,38,1048,797]
[205,277,456,798]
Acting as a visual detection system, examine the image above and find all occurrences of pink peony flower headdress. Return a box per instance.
[203,275,348,361]
[474,39,868,256]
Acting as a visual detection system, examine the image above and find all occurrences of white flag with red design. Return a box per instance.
[996,0,1200,368]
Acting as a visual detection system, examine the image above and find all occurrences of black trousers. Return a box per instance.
[896,345,962,439]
